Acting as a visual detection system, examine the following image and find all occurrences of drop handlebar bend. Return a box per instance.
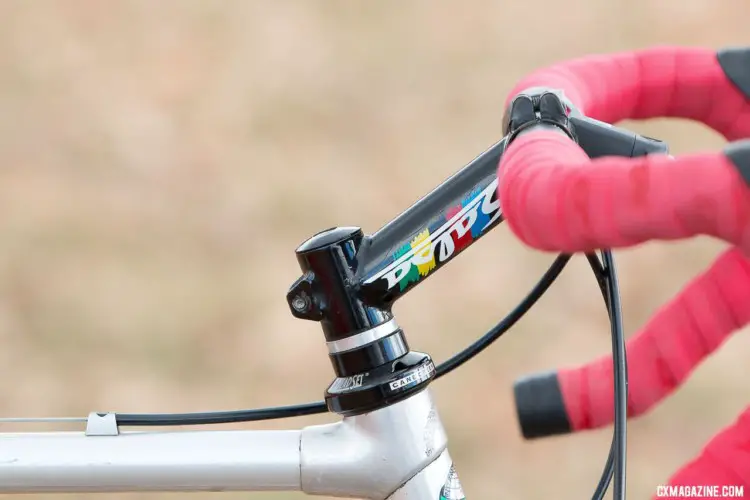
[500,45,750,490]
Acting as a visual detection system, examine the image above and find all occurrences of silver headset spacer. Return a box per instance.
[326,318,400,354]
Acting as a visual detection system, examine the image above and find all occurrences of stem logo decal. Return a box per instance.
[364,179,501,291]
[439,464,466,500]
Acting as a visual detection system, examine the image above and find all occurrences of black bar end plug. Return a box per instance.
[513,370,573,439]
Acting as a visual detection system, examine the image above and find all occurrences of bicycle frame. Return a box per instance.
[0,390,456,499]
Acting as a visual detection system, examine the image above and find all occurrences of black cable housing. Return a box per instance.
[115,253,571,426]
[113,251,628,499]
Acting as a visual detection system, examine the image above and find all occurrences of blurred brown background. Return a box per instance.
[0,1,748,499]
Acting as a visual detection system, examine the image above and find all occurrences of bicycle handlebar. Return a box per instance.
[501,46,750,494]
[500,46,750,254]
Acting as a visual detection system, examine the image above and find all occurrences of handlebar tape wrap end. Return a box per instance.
[513,370,572,439]
[717,47,750,100]
[725,140,750,186]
